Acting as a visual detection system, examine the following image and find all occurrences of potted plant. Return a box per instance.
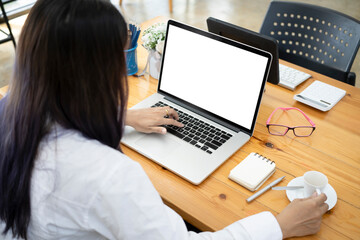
[141,23,166,79]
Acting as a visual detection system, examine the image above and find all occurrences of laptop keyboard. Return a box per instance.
[151,101,233,154]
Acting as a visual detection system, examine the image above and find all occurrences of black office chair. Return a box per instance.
[260,1,360,86]
[0,0,16,48]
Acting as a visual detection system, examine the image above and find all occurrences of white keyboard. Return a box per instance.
[279,64,311,91]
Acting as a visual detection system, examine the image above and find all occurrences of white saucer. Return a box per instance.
[286,176,337,210]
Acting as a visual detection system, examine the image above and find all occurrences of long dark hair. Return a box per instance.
[0,0,128,238]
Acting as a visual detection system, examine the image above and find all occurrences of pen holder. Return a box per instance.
[124,43,138,76]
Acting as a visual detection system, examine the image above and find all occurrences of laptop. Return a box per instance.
[206,17,279,85]
[121,20,272,185]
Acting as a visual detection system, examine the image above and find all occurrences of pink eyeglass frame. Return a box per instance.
[266,107,316,137]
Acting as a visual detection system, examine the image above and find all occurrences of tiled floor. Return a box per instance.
[1,0,359,88]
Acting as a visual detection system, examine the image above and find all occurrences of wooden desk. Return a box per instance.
[1,16,359,240]
[0,85,7,98]
[123,17,360,240]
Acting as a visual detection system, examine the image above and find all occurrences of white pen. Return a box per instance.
[296,94,329,108]
[246,176,285,203]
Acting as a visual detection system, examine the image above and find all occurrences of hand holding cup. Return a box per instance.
[303,171,328,198]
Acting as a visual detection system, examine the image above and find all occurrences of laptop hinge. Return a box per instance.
[164,95,244,134]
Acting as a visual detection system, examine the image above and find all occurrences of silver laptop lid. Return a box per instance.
[158,20,272,135]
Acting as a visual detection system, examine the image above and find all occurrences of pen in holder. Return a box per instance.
[124,43,138,76]
[125,23,141,76]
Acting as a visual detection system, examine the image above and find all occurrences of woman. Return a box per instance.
[0,0,328,239]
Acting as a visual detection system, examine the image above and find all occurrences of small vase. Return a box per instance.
[149,50,162,79]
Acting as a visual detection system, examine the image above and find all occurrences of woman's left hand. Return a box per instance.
[125,107,184,134]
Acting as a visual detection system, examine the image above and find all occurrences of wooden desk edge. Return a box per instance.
[0,86,9,98]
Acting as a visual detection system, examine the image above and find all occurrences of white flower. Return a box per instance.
[156,39,165,55]
[141,23,166,54]
[141,34,150,45]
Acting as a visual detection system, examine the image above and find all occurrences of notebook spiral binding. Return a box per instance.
[255,152,275,164]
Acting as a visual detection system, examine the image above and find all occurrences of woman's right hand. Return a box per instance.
[276,192,328,239]
[125,107,184,134]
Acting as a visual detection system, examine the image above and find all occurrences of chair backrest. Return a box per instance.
[260,1,360,84]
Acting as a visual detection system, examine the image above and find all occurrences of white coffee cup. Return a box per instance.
[303,171,328,198]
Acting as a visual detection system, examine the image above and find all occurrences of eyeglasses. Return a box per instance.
[266,107,316,137]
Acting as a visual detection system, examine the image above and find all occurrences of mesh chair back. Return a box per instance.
[260,1,360,84]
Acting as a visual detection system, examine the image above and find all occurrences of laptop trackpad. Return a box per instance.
[135,134,179,157]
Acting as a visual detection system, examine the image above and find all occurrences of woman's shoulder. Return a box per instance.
[36,125,141,193]
[41,125,131,165]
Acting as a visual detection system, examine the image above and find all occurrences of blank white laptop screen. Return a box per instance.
[160,24,269,130]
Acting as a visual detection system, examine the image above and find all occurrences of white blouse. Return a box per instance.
[2,126,282,239]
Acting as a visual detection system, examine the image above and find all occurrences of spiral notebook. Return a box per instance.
[229,152,276,191]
